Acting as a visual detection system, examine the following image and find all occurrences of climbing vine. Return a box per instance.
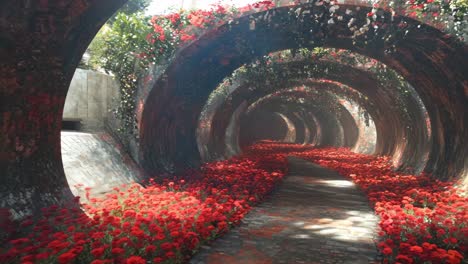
[84,1,276,136]
[203,47,414,127]
[99,13,153,137]
[83,0,465,138]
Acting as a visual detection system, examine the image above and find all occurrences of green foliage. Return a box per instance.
[119,0,151,16]
[83,0,152,70]
[81,2,276,136]
[78,1,465,139]
[100,13,152,74]
[85,25,110,71]
[79,0,153,136]
[372,0,468,40]
[100,12,152,135]
[106,0,151,24]
[411,0,467,22]
[82,12,153,136]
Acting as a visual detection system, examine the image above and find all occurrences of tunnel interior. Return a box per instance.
[0,0,467,263]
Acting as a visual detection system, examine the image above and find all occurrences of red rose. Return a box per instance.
[382,247,393,255]
[91,247,105,258]
[58,252,77,264]
[126,256,146,264]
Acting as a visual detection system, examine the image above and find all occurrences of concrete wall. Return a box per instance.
[63,69,119,131]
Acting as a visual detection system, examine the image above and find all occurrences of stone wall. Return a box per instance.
[63,69,119,131]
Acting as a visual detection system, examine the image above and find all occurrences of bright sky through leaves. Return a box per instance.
[147,0,260,14]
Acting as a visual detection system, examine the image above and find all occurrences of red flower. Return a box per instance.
[2,142,464,263]
[189,14,205,28]
[35,252,50,260]
[396,254,413,263]
[91,247,106,258]
[21,255,35,262]
[111,247,125,255]
[90,260,111,264]
[58,252,77,264]
[145,245,157,254]
[126,256,146,264]
[382,247,393,255]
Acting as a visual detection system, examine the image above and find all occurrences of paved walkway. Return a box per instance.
[61,132,144,199]
[191,157,380,264]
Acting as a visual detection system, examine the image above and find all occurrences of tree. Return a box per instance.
[93,12,152,136]
[80,0,151,70]
[107,0,151,23]
[120,0,151,14]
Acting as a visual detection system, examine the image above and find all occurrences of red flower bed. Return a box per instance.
[1,142,466,264]
[0,147,287,264]
[289,146,467,264]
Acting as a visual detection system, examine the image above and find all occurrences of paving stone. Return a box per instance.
[190,157,380,264]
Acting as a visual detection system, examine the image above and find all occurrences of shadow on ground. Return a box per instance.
[190,157,381,264]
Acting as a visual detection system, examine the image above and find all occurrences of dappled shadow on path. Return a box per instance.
[191,157,380,264]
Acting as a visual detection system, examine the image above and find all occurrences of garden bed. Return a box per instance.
[1,143,466,264]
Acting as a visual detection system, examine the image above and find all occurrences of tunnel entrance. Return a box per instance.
[0,0,466,263]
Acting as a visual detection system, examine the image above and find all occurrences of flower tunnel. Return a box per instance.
[137,3,466,186]
[215,79,378,156]
[1,0,468,262]
[197,56,426,166]
[0,0,467,244]
[238,111,297,146]
[238,88,360,150]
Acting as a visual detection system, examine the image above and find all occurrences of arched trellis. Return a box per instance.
[223,101,247,158]
[203,60,427,172]
[276,112,297,143]
[206,78,376,158]
[139,3,466,180]
[222,102,323,158]
[293,112,313,145]
[238,111,295,147]
[281,111,306,144]
[243,87,367,148]
[203,76,366,159]
[242,89,359,148]
[240,102,313,148]
[241,95,348,148]
[238,111,293,146]
[1,1,466,216]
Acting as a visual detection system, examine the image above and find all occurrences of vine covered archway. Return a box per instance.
[1,0,467,263]
[139,3,467,182]
[0,0,466,235]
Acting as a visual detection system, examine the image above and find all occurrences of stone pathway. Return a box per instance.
[191,156,380,264]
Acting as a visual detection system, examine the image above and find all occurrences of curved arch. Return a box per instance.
[244,89,359,147]
[0,0,128,215]
[276,113,297,143]
[284,112,307,144]
[1,1,466,214]
[293,112,310,145]
[204,60,419,170]
[238,111,290,146]
[224,101,248,158]
[139,3,466,179]
[211,80,378,153]
[243,97,346,147]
